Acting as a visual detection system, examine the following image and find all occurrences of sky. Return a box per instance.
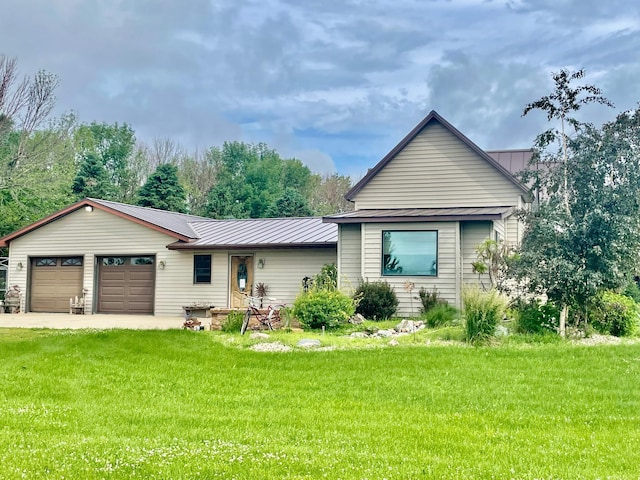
[2,0,639,179]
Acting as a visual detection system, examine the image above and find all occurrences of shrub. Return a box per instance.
[423,303,459,328]
[463,287,506,345]
[221,310,245,333]
[314,263,338,291]
[514,299,560,334]
[623,280,640,303]
[354,281,398,321]
[591,291,639,337]
[293,289,355,330]
[417,287,445,314]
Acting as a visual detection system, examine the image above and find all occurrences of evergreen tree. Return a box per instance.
[136,163,187,213]
[72,153,114,200]
[267,187,313,217]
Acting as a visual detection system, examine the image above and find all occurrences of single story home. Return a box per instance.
[0,110,531,317]
[0,199,337,316]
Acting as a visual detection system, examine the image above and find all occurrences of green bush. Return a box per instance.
[314,263,338,291]
[221,310,245,333]
[423,303,459,328]
[591,291,639,337]
[463,287,506,345]
[293,289,355,330]
[514,299,560,334]
[354,281,398,321]
[417,287,445,314]
[623,280,640,303]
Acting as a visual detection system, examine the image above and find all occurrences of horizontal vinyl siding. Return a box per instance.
[251,248,337,306]
[362,222,458,316]
[505,215,522,246]
[354,123,523,209]
[338,224,362,292]
[9,208,180,315]
[461,221,492,290]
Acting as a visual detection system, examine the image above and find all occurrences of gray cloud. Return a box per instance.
[1,0,639,176]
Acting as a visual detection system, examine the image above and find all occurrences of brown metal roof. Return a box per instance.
[169,217,338,250]
[324,206,514,224]
[0,198,207,247]
[90,198,208,239]
[486,149,534,177]
[345,111,531,202]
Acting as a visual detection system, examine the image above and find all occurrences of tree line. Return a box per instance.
[0,54,353,239]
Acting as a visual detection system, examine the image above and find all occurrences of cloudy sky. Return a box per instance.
[2,0,639,178]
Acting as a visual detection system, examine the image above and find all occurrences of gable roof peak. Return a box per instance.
[345,110,530,201]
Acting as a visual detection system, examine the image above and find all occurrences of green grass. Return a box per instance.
[1,328,639,479]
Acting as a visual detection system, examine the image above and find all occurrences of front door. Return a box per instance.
[230,256,253,308]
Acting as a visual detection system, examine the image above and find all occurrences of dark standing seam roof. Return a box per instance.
[89,198,207,239]
[486,149,534,177]
[345,110,531,201]
[324,206,514,224]
[168,217,337,249]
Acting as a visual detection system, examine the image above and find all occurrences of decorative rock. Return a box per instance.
[349,313,366,324]
[250,332,270,339]
[250,342,292,352]
[389,339,399,346]
[297,338,322,348]
[350,332,369,338]
[375,329,394,337]
[495,325,509,337]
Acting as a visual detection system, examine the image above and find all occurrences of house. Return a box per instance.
[0,110,531,318]
[323,110,531,315]
[0,199,337,315]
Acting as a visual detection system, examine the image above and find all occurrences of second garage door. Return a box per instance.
[97,256,155,314]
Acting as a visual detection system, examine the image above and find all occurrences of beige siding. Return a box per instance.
[353,123,524,210]
[338,224,362,292]
[461,221,492,290]
[492,219,505,241]
[361,222,459,316]
[251,248,337,306]
[9,208,181,315]
[8,208,337,316]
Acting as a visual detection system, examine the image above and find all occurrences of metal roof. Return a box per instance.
[486,149,534,177]
[169,217,338,250]
[90,198,209,239]
[324,206,514,224]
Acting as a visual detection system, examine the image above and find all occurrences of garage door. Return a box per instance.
[30,257,84,312]
[98,256,155,314]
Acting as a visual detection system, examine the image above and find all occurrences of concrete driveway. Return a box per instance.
[0,312,190,330]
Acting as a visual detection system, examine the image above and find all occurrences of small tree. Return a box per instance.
[136,163,187,213]
[515,68,620,335]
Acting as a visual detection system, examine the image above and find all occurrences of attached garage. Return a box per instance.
[30,257,84,312]
[97,256,155,314]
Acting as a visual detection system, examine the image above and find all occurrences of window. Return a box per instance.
[61,257,83,266]
[194,255,211,284]
[131,256,154,265]
[35,258,57,267]
[382,231,438,276]
[102,257,125,266]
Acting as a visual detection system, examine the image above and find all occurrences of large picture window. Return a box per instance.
[194,255,212,284]
[382,231,438,276]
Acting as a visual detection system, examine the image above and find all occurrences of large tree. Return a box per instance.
[136,163,187,213]
[267,187,313,217]
[203,142,315,219]
[0,55,76,240]
[73,122,138,202]
[514,70,640,334]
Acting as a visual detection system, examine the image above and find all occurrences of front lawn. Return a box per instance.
[0,328,639,479]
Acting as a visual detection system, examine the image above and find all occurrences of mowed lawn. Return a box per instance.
[0,329,639,479]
